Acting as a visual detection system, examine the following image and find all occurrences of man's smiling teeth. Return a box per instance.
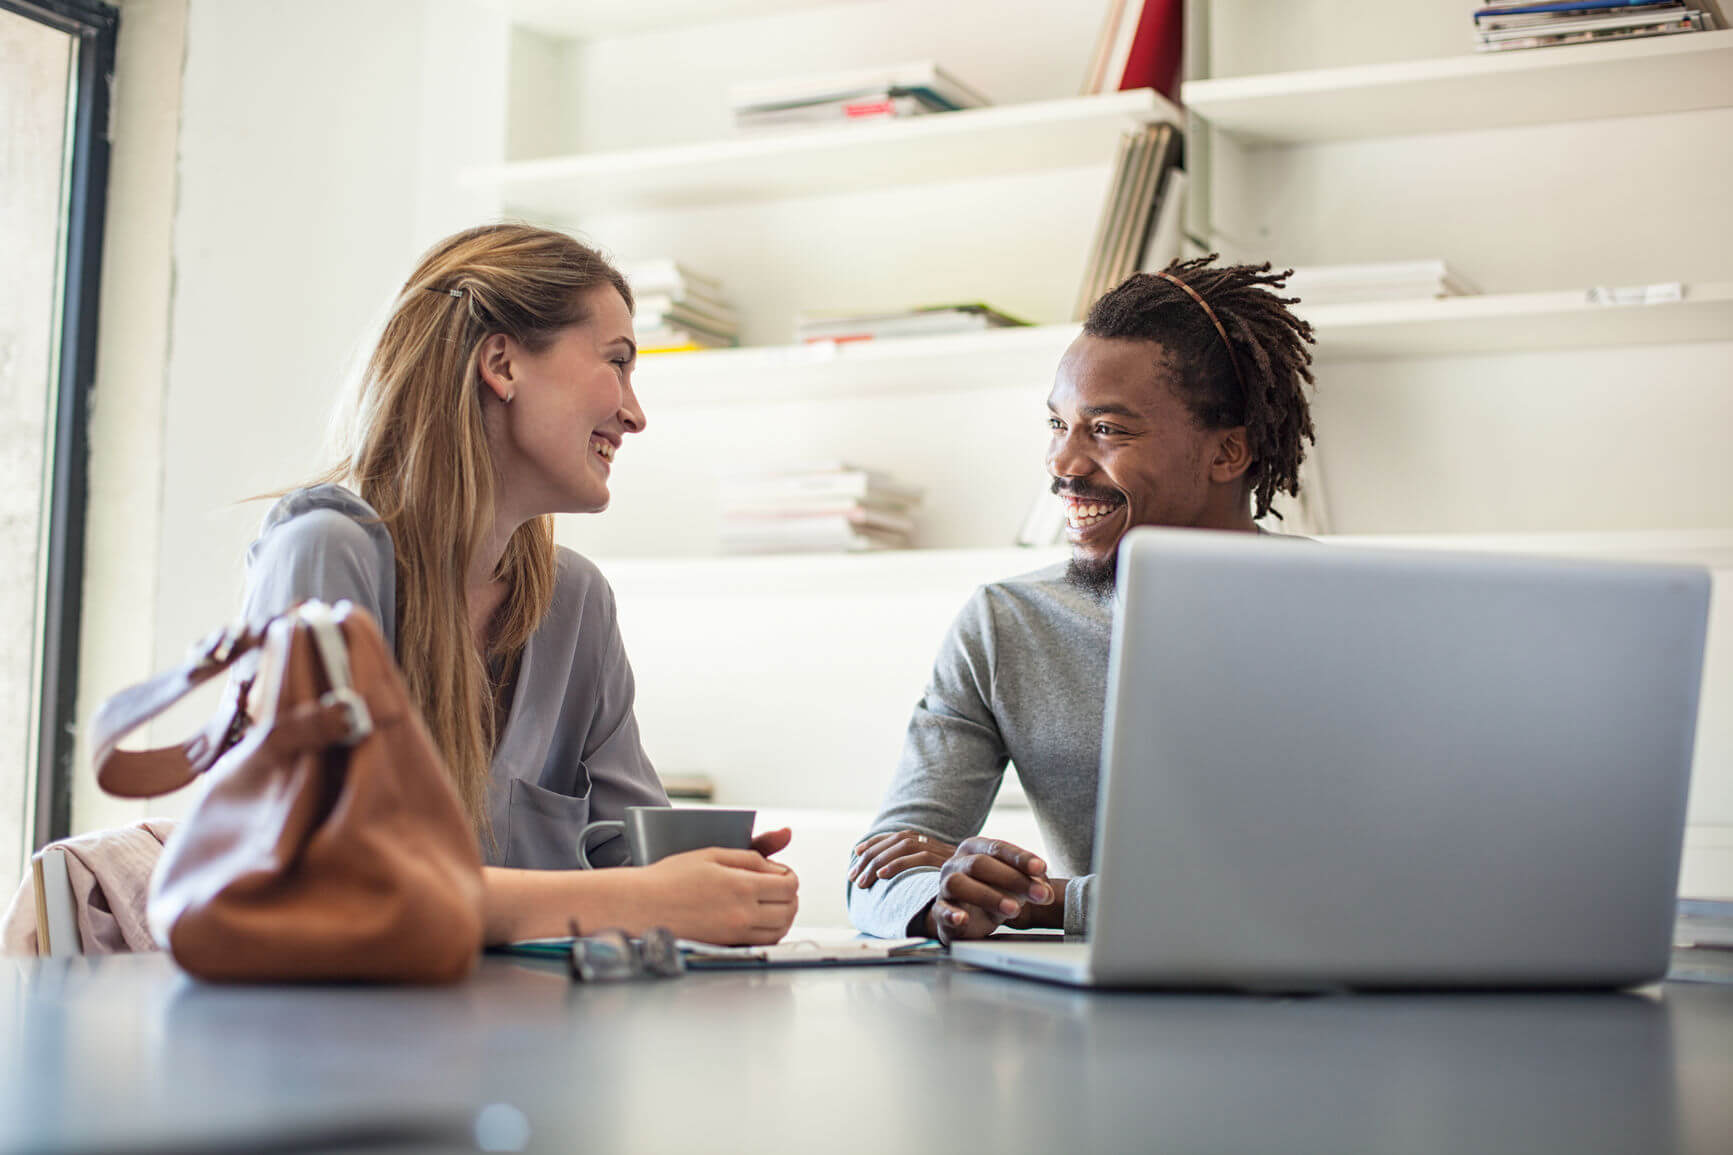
[1064,498,1119,529]
[590,437,615,461]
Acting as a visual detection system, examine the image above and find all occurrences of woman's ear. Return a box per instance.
[1209,426,1254,484]
[477,333,515,404]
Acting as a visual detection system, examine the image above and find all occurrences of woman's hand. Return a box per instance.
[848,830,957,888]
[632,846,799,946]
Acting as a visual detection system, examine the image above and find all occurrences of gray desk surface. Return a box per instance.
[3,951,1732,1155]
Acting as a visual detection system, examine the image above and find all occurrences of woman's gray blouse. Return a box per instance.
[239,484,668,869]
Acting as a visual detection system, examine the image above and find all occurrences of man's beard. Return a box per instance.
[1064,552,1117,599]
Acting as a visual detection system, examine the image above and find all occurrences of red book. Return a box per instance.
[1118,0,1184,103]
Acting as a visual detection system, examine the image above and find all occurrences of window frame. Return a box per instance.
[2,0,118,850]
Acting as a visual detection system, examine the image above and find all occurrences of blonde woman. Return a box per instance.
[240,223,797,945]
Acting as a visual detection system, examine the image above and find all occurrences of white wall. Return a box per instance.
[76,0,510,833]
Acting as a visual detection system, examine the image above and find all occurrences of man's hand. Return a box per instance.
[927,837,1055,942]
[848,830,957,888]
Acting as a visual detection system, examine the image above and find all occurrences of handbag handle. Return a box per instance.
[297,601,373,745]
[93,601,366,799]
[92,617,269,798]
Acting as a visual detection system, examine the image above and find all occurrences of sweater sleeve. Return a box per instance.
[847,588,1010,938]
[240,491,395,640]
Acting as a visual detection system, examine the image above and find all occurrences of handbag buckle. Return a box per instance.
[188,619,249,674]
[319,687,374,745]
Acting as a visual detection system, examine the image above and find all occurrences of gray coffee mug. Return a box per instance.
[576,807,756,869]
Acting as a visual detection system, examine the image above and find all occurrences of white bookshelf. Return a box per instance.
[466,89,1178,217]
[1300,281,1733,360]
[1184,28,1733,144]
[484,0,1733,884]
[630,282,1733,407]
[594,529,1733,588]
[598,545,1070,596]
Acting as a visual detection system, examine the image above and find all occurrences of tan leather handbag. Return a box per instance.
[92,600,484,983]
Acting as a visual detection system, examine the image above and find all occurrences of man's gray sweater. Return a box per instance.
[848,562,1113,938]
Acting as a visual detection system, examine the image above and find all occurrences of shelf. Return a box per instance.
[464,90,1178,217]
[1183,29,1733,144]
[597,546,1070,597]
[1333,529,1733,572]
[634,323,1076,406]
[591,530,1733,593]
[629,283,1733,407]
[1299,281,1733,360]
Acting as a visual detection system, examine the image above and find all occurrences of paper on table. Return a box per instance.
[678,935,940,966]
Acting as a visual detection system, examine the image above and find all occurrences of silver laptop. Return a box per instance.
[953,528,1711,990]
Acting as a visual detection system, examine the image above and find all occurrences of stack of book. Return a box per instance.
[1472,1,1721,52]
[719,465,923,555]
[794,303,1028,346]
[1081,0,1185,102]
[1283,260,1478,306]
[1671,897,1733,983]
[1074,120,1184,319]
[729,61,991,131]
[620,260,738,353]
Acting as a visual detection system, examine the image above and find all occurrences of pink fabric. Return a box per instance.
[1,819,176,956]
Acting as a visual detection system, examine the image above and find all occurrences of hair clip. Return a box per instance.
[425,286,464,299]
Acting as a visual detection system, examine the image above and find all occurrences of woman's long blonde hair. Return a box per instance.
[319,223,632,832]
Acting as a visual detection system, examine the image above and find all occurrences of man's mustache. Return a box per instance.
[1051,479,1123,504]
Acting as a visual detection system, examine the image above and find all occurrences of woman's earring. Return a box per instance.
[505,390,515,404]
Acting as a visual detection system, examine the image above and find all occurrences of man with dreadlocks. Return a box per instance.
[847,256,1316,942]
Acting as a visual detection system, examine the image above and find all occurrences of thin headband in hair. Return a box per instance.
[1154,271,1248,399]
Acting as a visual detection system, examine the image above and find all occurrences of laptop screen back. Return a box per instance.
[1089,530,1710,989]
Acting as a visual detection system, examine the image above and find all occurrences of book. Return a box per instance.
[723,506,918,539]
[795,303,1029,344]
[721,466,924,509]
[1476,0,1693,17]
[730,61,991,117]
[1117,0,1185,103]
[1478,15,1707,48]
[1283,260,1477,306]
[636,308,737,343]
[1479,2,1691,28]
[619,259,725,299]
[1082,0,1185,102]
[1668,945,1733,984]
[1082,0,1129,94]
[736,93,960,131]
[659,773,716,801]
[634,292,737,327]
[637,323,734,351]
[1676,897,1733,948]
[1138,168,1188,274]
[1075,121,1182,318]
[1481,8,1702,38]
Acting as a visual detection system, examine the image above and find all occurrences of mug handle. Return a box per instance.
[576,820,626,870]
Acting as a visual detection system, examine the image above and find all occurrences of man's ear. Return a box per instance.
[1208,426,1254,484]
[477,333,515,403]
